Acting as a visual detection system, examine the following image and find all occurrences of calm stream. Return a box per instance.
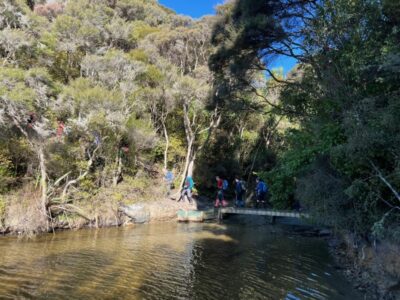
[0,219,361,300]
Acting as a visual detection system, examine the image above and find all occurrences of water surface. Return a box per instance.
[0,220,360,299]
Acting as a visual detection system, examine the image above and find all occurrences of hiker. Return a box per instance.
[163,168,174,196]
[56,120,65,141]
[121,146,129,153]
[93,131,101,146]
[215,176,228,207]
[178,175,194,203]
[234,176,246,208]
[255,177,268,209]
[27,112,37,128]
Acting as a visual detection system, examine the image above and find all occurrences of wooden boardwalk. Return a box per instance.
[218,207,309,219]
[177,207,309,222]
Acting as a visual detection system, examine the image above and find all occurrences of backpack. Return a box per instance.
[262,182,268,193]
[187,176,195,189]
[222,179,229,190]
[165,171,174,182]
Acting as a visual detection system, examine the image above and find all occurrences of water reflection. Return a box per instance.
[0,221,360,299]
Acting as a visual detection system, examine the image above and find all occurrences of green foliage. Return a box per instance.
[128,49,150,63]
[0,151,13,193]
[0,0,213,207]
[211,0,400,241]
[130,21,159,43]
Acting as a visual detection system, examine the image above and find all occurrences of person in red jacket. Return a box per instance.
[215,176,225,207]
[56,120,65,141]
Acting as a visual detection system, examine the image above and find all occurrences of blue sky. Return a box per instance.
[159,0,221,18]
[158,0,297,75]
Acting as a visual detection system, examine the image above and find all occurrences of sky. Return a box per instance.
[158,0,222,18]
[158,0,297,75]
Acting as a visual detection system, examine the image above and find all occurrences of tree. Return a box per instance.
[0,67,56,228]
[210,0,400,241]
[0,28,32,65]
[173,69,219,188]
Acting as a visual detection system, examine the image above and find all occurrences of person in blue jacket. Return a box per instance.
[255,177,268,209]
[164,168,174,196]
[178,176,194,203]
[234,176,246,208]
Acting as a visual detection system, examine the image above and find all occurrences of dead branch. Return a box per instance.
[60,144,100,202]
[370,161,400,203]
[51,204,93,222]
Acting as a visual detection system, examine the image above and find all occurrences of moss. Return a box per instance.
[112,192,124,202]
[124,176,150,191]
[128,49,149,63]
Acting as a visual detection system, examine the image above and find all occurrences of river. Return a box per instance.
[0,218,361,300]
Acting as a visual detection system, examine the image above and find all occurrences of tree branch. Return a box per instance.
[60,144,100,202]
[370,161,400,203]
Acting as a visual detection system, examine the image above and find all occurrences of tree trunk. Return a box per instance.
[162,118,169,170]
[113,151,122,186]
[179,139,194,189]
[179,100,196,189]
[38,146,49,229]
[187,156,195,177]
[187,150,197,177]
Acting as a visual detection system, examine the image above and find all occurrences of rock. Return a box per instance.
[119,204,150,224]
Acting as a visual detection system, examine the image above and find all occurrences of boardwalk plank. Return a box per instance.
[219,207,309,219]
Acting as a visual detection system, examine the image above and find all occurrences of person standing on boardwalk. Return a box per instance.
[255,177,268,208]
[215,176,228,207]
[234,176,246,208]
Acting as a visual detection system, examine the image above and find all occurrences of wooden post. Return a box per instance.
[218,208,222,223]
[271,216,276,225]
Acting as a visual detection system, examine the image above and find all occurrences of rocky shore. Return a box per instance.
[328,234,400,300]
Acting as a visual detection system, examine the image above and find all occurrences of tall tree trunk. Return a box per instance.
[113,151,122,186]
[179,100,195,189]
[179,139,194,189]
[38,146,49,229]
[187,152,197,177]
[162,118,169,170]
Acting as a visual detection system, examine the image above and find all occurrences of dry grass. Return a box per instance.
[52,173,171,229]
[1,171,185,234]
[4,185,48,236]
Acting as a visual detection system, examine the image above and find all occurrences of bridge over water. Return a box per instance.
[218,207,309,219]
[177,207,310,223]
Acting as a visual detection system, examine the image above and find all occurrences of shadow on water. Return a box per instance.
[0,221,361,300]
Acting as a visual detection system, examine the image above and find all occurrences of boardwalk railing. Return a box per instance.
[218,207,309,219]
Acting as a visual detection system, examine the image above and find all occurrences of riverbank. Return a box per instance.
[0,176,197,236]
[0,198,195,236]
[328,233,400,300]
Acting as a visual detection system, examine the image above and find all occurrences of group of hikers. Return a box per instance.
[164,169,269,208]
[214,176,269,209]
